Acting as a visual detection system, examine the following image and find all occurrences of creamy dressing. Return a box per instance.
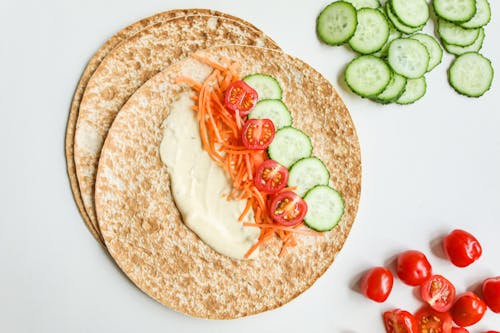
[160,93,260,260]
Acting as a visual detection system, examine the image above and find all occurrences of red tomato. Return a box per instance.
[224,80,258,116]
[415,306,453,333]
[269,191,307,226]
[450,292,487,327]
[482,277,500,313]
[360,267,394,303]
[420,275,456,312]
[254,160,289,194]
[484,331,500,333]
[241,119,275,150]
[451,327,469,333]
[443,229,482,268]
[396,250,432,286]
[383,309,418,333]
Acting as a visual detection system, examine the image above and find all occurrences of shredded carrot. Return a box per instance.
[174,56,322,259]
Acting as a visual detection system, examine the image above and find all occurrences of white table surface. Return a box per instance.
[1,0,499,331]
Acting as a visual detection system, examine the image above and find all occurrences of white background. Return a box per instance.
[1,0,499,332]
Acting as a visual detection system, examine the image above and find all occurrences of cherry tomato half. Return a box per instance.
[443,229,482,268]
[269,191,307,226]
[452,327,469,333]
[360,267,394,303]
[254,160,289,194]
[420,275,456,312]
[242,119,275,150]
[482,277,500,313]
[450,292,487,327]
[224,80,258,116]
[383,309,418,333]
[397,250,432,286]
[415,306,453,333]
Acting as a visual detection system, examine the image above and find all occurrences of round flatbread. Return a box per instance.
[95,45,361,319]
[67,11,279,244]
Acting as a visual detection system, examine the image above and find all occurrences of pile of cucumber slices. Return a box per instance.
[316,0,494,104]
[244,74,345,232]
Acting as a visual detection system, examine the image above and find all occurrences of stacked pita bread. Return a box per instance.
[65,9,361,319]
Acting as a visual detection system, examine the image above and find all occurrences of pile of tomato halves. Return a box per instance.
[360,229,500,333]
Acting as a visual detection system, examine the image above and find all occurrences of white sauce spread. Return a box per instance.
[160,93,260,259]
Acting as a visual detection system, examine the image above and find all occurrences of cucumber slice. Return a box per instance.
[438,19,480,47]
[385,3,425,34]
[316,1,358,46]
[344,0,380,9]
[288,157,330,197]
[304,185,345,232]
[448,52,493,97]
[410,34,443,71]
[375,73,407,103]
[268,127,313,168]
[349,8,390,54]
[433,0,476,22]
[345,55,392,97]
[248,99,292,130]
[373,24,402,57]
[387,38,429,79]
[443,28,485,55]
[243,74,282,100]
[390,0,429,28]
[396,77,427,104]
[460,0,491,28]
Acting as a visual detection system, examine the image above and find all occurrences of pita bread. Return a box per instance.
[66,11,278,244]
[95,45,361,319]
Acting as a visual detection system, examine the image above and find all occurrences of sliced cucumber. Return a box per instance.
[410,34,443,72]
[316,1,358,46]
[375,73,407,103]
[460,0,491,28]
[268,127,313,168]
[349,8,390,54]
[288,157,330,197]
[443,28,485,55]
[248,99,292,130]
[433,0,477,22]
[385,3,425,34]
[345,55,392,97]
[438,19,480,47]
[396,77,427,104]
[344,0,380,9]
[448,52,493,97]
[304,185,345,232]
[243,74,282,100]
[387,38,429,79]
[373,24,402,57]
[390,0,429,28]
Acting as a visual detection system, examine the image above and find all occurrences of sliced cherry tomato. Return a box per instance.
[254,160,289,194]
[451,327,469,333]
[420,275,456,312]
[383,309,418,333]
[360,267,394,303]
[415,306,453,333]
[396,250,432,286]
[482,276,500,313]
[269,191,307,226]
[224,80,258,116]
[241,119,275,150]
[451,292,487,327]
[443,229,482,268]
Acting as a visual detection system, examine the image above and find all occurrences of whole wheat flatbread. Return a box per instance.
[67,11,278,244]
[95,45,361,319]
